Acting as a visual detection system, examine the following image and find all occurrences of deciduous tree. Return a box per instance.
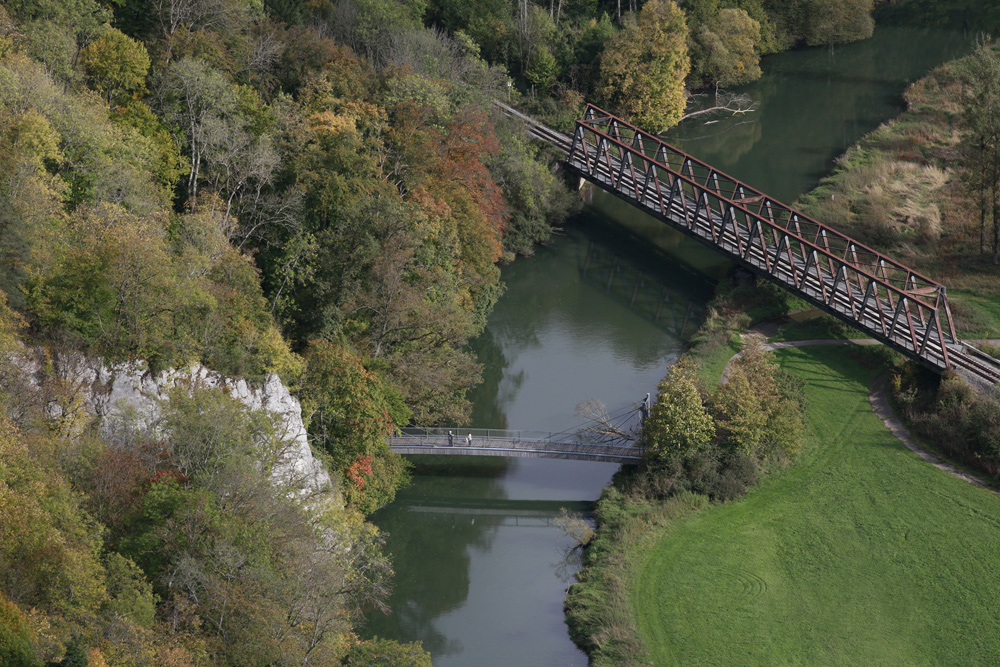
[0,591,41,667]
[300,340,410,513]
[339,636,433,666]
[596,0,690,132]
[694,8,761,89]
[80,28,151,108]
[804,0,873,48]
[713,336,803,462]
[642,357,715,457]
[960,41,1000,263]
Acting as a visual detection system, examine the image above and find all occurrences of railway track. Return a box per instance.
[571,140,1000,384]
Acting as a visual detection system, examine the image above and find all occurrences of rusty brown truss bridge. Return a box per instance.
[498,102,1000,386]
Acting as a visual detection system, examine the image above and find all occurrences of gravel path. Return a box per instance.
[724,336,994,491]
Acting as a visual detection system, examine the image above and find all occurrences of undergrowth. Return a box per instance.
[565,488,709,666]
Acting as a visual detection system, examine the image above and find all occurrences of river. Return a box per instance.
[363,17,975,666]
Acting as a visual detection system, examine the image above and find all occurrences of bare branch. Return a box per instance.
[574,399,639,444]
[680,90,757,124]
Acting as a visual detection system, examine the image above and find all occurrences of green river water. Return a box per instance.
[363,16,975,666]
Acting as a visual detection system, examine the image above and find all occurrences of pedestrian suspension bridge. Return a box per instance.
[499,102,1000,387]
[388,398,649,463]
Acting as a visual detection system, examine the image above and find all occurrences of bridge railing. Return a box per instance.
[391,426,645,462]
[566,103,958,372]
[396,426,632,446]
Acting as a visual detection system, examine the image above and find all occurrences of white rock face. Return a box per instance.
[42,353,334,496]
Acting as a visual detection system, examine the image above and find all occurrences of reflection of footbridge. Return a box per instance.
[497,102,1000,385]
[404,500,594,528]
[580,239,702,339]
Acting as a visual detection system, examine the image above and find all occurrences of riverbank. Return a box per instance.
[565,46,1000,663]
[794,52,1000,338]
[564,280,807,666]
[567,310,1000,664]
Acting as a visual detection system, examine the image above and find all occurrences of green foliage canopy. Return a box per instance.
[597,0,690,132]
[642,358,716,457]
[80,28,150,108]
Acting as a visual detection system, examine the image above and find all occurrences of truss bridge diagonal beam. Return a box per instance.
[511,101,1000,386]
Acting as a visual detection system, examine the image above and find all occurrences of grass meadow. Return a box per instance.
[632,346,1000,665]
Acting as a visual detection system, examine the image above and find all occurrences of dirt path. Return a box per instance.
[724,336,994,491]
[867,375,993,490]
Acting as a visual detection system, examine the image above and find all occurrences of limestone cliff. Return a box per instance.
[34,353,335,496]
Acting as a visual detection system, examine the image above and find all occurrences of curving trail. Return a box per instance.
[724,336,995,491]
[867,375,993,490]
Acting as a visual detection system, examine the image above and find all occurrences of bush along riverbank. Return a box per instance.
[564,281,809,666]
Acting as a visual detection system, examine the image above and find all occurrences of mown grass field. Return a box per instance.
[692,337,741,389]
[632,346,1000,665]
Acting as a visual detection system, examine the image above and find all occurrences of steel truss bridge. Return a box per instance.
[499,102,1000,386]
[400,103,1000,463]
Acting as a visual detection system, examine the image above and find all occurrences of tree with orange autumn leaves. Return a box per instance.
[301,340,411,514]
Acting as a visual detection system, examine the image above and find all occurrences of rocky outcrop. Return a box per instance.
[36,353,334,496]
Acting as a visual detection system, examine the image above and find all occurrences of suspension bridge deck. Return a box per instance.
[389,428,644,463]
[497,102,1000,386]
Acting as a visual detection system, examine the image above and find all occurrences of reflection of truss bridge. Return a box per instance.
[580,240,701,339]
[389,400,649,463]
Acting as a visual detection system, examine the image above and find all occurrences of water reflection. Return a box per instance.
[365,458,510,657]
[579,238,702,340]
[469,213,711,433]
[365,456,608,666]
[668,25,974,203]
[877,0,1000,33]
[466,329,511,430]
[582,188,735,281]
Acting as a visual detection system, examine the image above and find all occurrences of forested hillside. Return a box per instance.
[0,0,884,664]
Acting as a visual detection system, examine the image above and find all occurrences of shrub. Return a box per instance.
[893,367,1000,475]
[339,637,433,666]
[0,593,40,667]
